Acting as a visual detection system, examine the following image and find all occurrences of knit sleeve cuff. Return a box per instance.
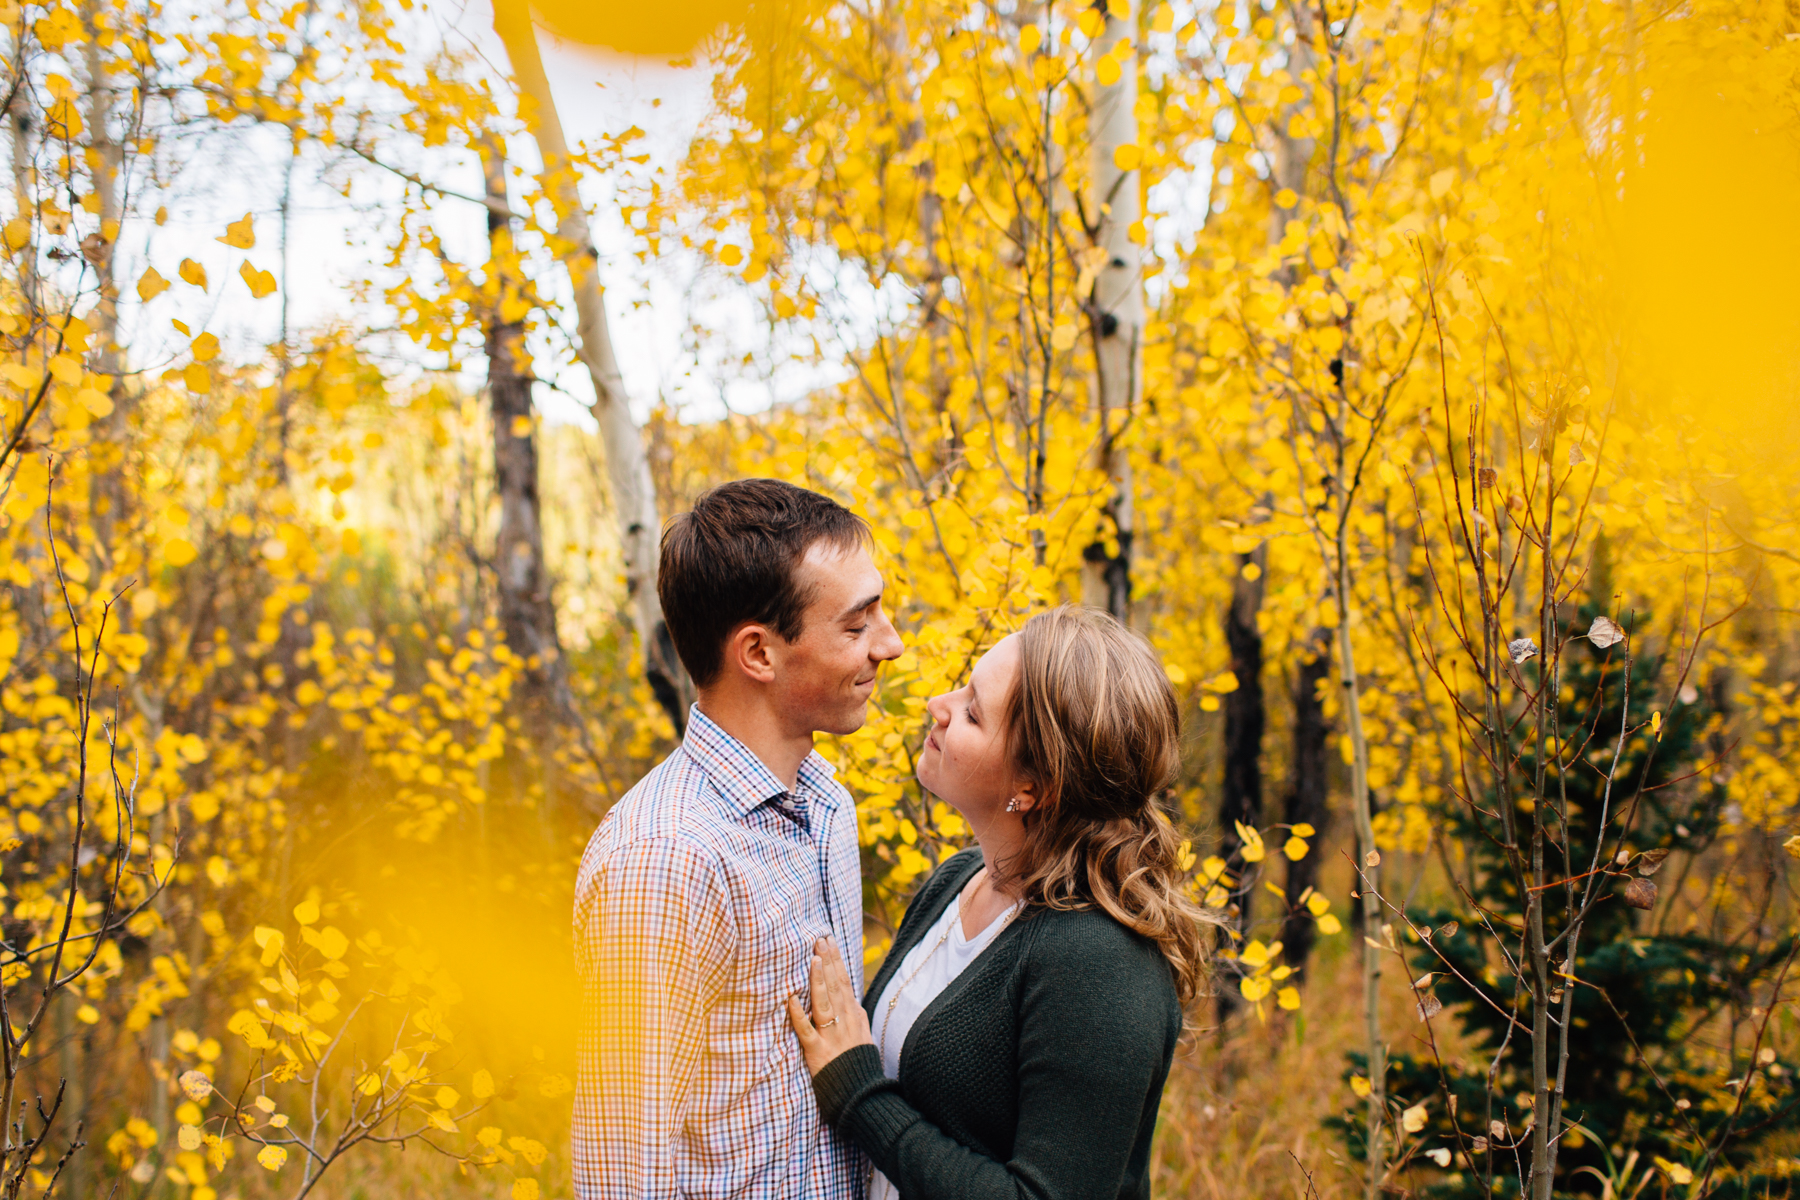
[811,1044,886,1127]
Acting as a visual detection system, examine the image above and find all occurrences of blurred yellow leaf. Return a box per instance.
[218,213,255,249]
[136,267,169,301]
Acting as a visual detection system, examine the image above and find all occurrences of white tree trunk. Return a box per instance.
[490,0,692,732]
[1083,10,1141,623]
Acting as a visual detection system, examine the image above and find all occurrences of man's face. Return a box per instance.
[769,540,904,737]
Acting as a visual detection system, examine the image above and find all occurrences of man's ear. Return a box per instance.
[722,622,779,686]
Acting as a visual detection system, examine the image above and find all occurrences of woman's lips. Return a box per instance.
[924,732,940,752]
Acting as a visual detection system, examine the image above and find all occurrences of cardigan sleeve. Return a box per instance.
[814,916,1179,1200]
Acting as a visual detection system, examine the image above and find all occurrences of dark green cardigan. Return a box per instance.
[812,848,1182,1200]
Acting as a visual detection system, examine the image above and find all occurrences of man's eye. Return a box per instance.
[848,625,867,635]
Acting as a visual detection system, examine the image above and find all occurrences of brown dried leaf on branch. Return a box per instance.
[1588,615,1626,649]
[1637,848,1672,876]
[1621,877,1658,910]
[1508,637,1539,663]
[1417,993,1444,1021]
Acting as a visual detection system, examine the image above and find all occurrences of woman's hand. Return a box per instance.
[785,936,875,1077]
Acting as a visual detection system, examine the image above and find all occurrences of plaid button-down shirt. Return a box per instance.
[573,706,867,1200]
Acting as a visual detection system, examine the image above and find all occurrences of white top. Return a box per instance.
[866,878,1020,1200]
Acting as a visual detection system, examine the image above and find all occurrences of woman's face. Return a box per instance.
[917,634,1026,821]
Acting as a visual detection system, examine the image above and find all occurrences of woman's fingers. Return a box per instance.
[808,946,834,1025]
[785,993,815,1045]
[821,939,852,1008]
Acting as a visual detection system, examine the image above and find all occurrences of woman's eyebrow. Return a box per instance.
[967,679,981,717]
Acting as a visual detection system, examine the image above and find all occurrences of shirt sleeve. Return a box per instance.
[813,923,1178,1200]
[573,837,734,1200]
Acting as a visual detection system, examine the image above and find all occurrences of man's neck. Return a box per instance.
[695,691,814,793]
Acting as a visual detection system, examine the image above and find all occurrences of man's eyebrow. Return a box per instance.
[836,590,882,622]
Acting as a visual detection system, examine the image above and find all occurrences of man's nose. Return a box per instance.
[872,612,904,662]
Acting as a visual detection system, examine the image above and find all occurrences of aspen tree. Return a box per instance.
[1082,0,1140,622]
[490,0,691,733]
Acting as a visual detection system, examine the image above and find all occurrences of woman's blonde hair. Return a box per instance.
[997,606,1216,1005]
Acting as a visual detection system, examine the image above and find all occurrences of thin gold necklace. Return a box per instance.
[878,869,1019,1061]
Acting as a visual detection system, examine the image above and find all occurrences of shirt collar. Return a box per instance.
[680,704,841,818]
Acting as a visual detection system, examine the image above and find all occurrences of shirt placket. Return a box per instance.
[770,787,850,965]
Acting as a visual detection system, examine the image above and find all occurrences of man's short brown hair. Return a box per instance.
[658,479,869,688]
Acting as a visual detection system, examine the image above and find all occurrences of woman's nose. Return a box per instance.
[925,692,948,728]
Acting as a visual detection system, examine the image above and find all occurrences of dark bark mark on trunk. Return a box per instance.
[1282,626,1334,979]
[1216,547,1266,1020]
[483,141,562,734]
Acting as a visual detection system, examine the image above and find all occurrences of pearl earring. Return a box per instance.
[1005,798,1020,813]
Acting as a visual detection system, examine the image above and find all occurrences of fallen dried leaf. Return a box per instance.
[1508,637,1539,663]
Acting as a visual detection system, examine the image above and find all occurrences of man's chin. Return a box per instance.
[819,699,872,738]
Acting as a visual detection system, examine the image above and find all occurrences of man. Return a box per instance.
[573,478,903,1199]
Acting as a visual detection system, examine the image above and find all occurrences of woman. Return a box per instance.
[786,606,1214,1200]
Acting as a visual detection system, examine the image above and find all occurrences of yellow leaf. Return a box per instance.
[1292,823,1316,838]
[1019,24,1041,54]
[1111,142,1140,171]
[1306,892,1330,916]
[240,260,277,299]
[1276,986,1300,1010]
[1429,168,1456,199]
[477,1126,503,1148]
[1402,1103,1428,1133]
[191,332,220,362]
[428,1108,458,1133]
[183,363,212,393]
[1096,55,1121,87]
[436,1086,461,1110]
[314,926,348,959]
[471,1069,496,1100]
[508,1137,548,1166]
[256,1144,287,1171]
[1317,914,1343,935]
[218,213,256,249]
[164,537,198,568]
[292,899,320,926]
[178,733,207,763]
[512,1181,540,1200]
[718,244,743,266]
[77,387,113,417]
[178,1124,203,1151]
[1350,1074,1371,1097]
[509,414,532,437]
[76,1004,98,1024]
[48,355,81,385]
[178,1070,213,1101]
[1234,821,1265,863]
[1283,837,1309,861]
[136,267,170,301]
[179,258,208,288]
